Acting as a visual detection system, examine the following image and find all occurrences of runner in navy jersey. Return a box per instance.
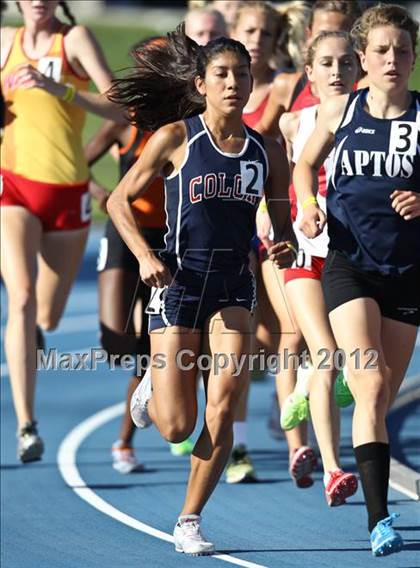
[294,4,419,558]
[107,30,293,555]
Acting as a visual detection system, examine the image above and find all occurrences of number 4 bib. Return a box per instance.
[37,57,62,83]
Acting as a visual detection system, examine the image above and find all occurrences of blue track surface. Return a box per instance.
[1,228,419,568]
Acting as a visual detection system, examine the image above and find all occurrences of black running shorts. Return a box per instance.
[322,250,420,326]
[97,219,166,273]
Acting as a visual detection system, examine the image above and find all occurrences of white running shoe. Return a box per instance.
[173,515,215,556]
[130,368,152,428]
[17,422,44,463]
[111,442,144,474]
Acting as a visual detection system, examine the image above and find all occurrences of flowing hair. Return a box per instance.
[107,25,251,132]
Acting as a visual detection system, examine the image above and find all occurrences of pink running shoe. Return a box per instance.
[325,469,358,506]
[289,446,317,488]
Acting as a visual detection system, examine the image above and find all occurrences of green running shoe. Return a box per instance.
[170,438,194,456]
[280,392,310,430]
[280,363,311,431]
[226,444,258,484]
[334,369,354,408]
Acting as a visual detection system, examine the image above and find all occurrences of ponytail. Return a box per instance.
[107,25,250,132]
[59,1,77,27]
[107,26,204,132]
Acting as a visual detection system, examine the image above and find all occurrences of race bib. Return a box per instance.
[389,121,417,155]
[145,286,167,315]
[37,57,62,83]
[293,249,312,270]
[97,238,108,272]
[80,192,91,222]
[239,160,264,197]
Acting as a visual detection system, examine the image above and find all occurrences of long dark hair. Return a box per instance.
[15,1,77,26]
[107,25,251,132]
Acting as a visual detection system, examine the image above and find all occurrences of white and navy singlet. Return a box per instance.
[328,88,420,275]
[162,114,269,272]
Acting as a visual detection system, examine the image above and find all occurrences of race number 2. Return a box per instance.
[240,160,264,197]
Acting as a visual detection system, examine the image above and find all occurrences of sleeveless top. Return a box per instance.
[290,79,320,112]
[292,105,333,259]
[328,88,420,275]
[118,126,165,229]
[162,114,269,272]
[288,79,320,221]
[1,25,89,185]
[243,91,270,129]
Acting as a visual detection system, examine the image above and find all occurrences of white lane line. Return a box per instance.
[389,480,420,501]
[389,376,420,501]
[57,403,267,568]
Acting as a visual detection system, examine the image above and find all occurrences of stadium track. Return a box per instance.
[1,228,419,568]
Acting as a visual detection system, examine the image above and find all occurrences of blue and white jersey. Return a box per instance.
[162,114,269,272]
[328,88,420,275]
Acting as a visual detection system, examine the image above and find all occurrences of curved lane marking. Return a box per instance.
[57,402,267,568]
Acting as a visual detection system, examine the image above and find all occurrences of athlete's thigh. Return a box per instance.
[381,317,417,405]
[328,297,386,382]
[98,268,141,334]
[36,228,89,326]
[205,306,251,408]
[150,326,202,421]
[0,206,42,297]
[261,260,303,347]
[255,261,279,352]
[286,278,336,367]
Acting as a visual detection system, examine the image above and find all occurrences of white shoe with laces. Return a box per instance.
[173,515,215,556]
[130,367,152,428]
[111,441,144,474]
[17,421,44,463]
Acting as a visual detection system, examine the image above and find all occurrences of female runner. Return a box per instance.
[294,3,419,556]
[1,0,114,462]
[281,30,359,504]
[107,29,293,554]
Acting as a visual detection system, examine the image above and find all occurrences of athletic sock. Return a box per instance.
[354,442,390,532]
[178,514,200,525]
[233,421,247,447]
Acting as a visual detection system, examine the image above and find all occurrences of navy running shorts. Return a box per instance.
[148,266,256,332]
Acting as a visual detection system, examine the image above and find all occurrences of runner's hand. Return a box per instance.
[11,64,59,94]
[256,209,274,251]
[88,180,109,214]
[391,190,420,220]
[267,241,295,269]
[299,204,326,238]
[139,254,172,288]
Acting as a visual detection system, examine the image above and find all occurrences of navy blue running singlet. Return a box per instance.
[328,89,420,275]
[162,114,269,272]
